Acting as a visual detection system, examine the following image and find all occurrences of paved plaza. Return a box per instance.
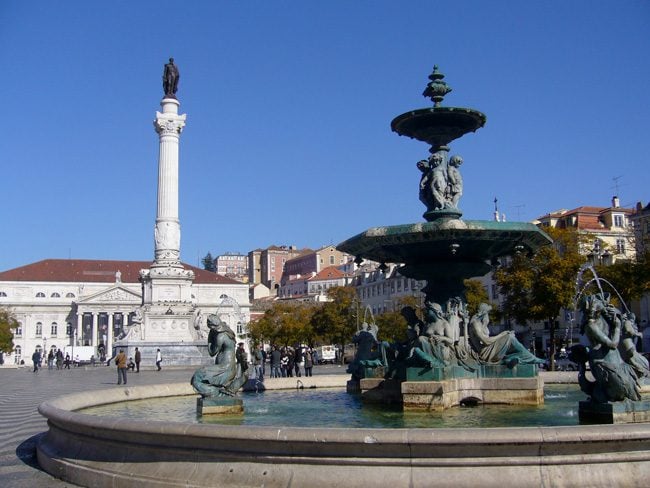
[0,362,349,487]
[0,363,575,487]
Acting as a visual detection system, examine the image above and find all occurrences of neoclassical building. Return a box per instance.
[0,259,247,365]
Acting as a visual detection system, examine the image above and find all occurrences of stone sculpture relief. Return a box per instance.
[416,151,465,212]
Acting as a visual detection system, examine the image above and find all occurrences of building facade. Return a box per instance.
[0,259,248,365]
[215,252,248,282]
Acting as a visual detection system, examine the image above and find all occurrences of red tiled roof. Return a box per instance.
[310,266,345,281]
[0,259,241,285]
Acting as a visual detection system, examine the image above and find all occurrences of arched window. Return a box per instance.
[51,322,58,336]
[66,292,75,298]
[36,292,45,298]
[35,322,43,336]
[51,292,61,298]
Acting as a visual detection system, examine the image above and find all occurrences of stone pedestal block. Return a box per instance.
[402,376,544,411]
[579,399,650,424]
[197,397,243,416]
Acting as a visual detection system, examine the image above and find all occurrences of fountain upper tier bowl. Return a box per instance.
[338,219,552,280]
[391,106,486,148]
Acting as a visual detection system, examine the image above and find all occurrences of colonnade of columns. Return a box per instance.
[74,310,136,353]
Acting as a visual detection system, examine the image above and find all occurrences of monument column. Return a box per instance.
[152,98,186,268]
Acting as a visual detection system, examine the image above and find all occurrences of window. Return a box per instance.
[51,322,58,336]
[35,322,43,336]
[236,322,243,335]
[15,323,23,336]
[613,214,624,227]
[66,292,75,298]
[66,323,73,336]
[616,239,626,254]
[14,346,21,362]
[51,292,61,298]
[329,256,335,265]
[36,292,45,298]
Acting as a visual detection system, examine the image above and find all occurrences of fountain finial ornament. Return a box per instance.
[162,57,180,98]
[422,65,452,107]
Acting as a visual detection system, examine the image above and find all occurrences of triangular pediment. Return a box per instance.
[77,285,142,304]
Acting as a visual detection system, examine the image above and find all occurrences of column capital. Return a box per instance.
[154,110,186,136]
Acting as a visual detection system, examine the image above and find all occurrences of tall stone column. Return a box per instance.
[152,98,186,269]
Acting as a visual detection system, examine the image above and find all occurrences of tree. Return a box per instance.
[494,227,586,370]
[0,308,17,354]
[202,252,216,272]
[463,279,490,316]
[247,301,316,347]
[594,252,650,309]
[374,295,420,343]
[310,287,358,357]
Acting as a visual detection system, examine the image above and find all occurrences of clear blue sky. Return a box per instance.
[1,1,648,272]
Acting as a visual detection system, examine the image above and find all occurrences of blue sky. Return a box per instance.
[1,1,648,272]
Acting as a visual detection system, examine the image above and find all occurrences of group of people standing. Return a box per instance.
[268,345,316,379]
[31,348,72,372]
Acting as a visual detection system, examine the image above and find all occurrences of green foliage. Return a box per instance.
[201,252,216,272]
[463,279,489,316]
[593,252,650,308]
[247,301,316,347]
[0,308,17,353]
[310,286,358,347]
[494,227,586,370]
[374,296,419,343]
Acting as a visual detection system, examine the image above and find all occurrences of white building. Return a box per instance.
[0,259,248,365]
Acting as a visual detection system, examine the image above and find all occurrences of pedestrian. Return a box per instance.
[115,348,128,385]
[286,347,294,378]
[155,348,162,371]
[294,346,303,377]
[56,349,63,370]
[312,348,319,365]
[135,347,141,372]
[280,348,289,377]
[236,342,248,375]
[253,345,264,381]
[261,346,267,377]
[47,349,54,370]
[64,353,71,369]
[304,347,314,377]
[32,349,41,373]
[270,345,281,378]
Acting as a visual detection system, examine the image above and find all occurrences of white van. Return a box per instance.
[317,345,337,364]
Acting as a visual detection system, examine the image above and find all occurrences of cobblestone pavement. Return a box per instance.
[0,363,348,487]
[0,364,573,487]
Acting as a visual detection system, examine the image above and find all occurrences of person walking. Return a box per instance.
[47,349,54,370]
[135,347,141,373]
[270,345,281,378]
[294,345,303,377]
[253,345,264,381]
[155,349,162,371]
[304,347,314,377]
[115,348,128,385]
[32,349,41,373]
[64,353,71,369]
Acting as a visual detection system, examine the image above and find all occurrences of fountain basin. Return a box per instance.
[37,382,650,487]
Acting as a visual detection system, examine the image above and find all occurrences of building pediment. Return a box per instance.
[76,285,141,305]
